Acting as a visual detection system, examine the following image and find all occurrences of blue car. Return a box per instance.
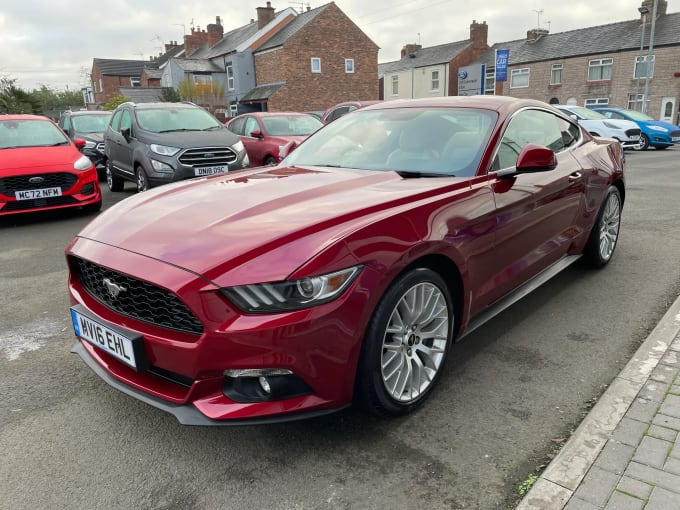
[592,107,680,150]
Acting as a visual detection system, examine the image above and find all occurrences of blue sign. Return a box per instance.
[495,49,510,82]
[458,70,468,79]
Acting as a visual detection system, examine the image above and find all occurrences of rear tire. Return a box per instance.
[583,186,622,268]
[355,268,454,417]
[106,161,124,192]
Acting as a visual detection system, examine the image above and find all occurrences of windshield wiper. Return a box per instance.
[157,128,195,133]
[202,125,222,131]
[395,170,453,178]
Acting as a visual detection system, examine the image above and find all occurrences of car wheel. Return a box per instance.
[106,161,124,192]
[583,186,622,268]
[264,156,277,166]
[136,166,149,192]
[81,199,102,214]
[637,133,650,151]
[355,268,454,416]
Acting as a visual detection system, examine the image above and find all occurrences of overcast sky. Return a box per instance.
[0,0,675,91]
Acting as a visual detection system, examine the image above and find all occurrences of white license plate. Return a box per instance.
[195,165,227,176]
[71,308,138,369]
[15,187,62,200]
[672,137,680,142]
[629,135,640,141]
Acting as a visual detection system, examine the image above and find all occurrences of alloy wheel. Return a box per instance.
[598,191,621,262]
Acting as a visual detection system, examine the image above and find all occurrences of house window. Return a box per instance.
[587,58,613,81]
[431,70,440,91]
[510,68,530,88]
[193,74,212,84]
[550,64,563,85]
[226,63,234,90]
[391,75,399,96]
[130,77,141,87]
[627,93,647,111]
[311,57,321,73]
[345,59,354,73]
[584,97,609,108]
[98,78,103,93]
[485,66,495,95]
[634,55,655,79]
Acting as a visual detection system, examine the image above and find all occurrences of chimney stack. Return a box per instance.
[257,2,276,29]
[526,28,549,42]
[207,15,224,47]
[469,20,488,47]
[400,43,422,58]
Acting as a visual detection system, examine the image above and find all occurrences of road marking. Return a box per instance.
[0,318,68,361]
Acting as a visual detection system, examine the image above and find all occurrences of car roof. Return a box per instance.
[65,110,111,115]
[360,95,552,113]
[118,102,200,110]
[0,114,52,121]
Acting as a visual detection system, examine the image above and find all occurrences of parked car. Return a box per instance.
[67,96,624,425]
[58,110,112,179]
[0,114,102,216]
[554,105,641,150]
[591,106,680,150]
[104,102,249,193]
[225,112,323,167]
[321,100,382,124]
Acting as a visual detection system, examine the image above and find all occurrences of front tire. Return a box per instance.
[637,133,650,151]
[355,268,454,417]
[583,186,622,268]
[136,166,149,192]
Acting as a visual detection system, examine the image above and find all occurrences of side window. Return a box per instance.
[244,117,259,137]
[120,110,133,136]
[329,106,350,122]
[110,110,122,131]
[493,109,573,170]
[228,117,246,135]
[61,116,71,132]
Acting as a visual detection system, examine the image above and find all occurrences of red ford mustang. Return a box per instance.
[67,97,625,425]
[1,114,102,216]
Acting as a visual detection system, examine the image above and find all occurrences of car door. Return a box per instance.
[242,116,265,166]
[114,109,135,176]
[483,108,585,305]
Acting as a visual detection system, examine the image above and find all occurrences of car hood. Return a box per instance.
[77,165,469,284]
[583,119,639,130]
[137,128,240,148]
[0,146,80,171]
[76,132,104,142]
[640,120,679,131]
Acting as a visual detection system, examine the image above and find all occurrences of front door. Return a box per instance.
[660,97,676,124]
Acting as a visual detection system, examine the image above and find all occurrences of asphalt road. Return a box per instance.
[1,149,679,510]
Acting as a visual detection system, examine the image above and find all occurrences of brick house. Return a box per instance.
[244,2,379,112]
[378,21,490,101]
[474,0,680,124]
[90,59,161,106]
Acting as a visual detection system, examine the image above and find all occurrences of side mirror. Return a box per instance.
[121,127,131,141]
[74,138,87,149]
[249,130,263,138]
[497,144,557,177]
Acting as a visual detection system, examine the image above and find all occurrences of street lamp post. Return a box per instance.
[642,0,658,114]
[634,6,649,111]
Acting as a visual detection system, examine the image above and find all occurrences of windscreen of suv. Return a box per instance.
[136,107,223,133]
[71,114,112,133]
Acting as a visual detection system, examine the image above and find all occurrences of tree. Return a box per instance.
[178,77,225,112]
[102,94,132,111]
[0,78,40,114]
[161,87,181,102]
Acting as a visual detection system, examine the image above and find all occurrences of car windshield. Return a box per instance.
[0,119,70,149]
[618,109,655,121]
[71,113,112,133]
[136,107,223,133]
[282,107,497,177]
[262,115,323,136]
[564,107,606,120]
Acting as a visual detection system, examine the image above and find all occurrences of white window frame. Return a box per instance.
[229,103,238,117]
[130,77,141,87]
[98,78,103,93]
[584,97,609,108]
[634,55,655,79]
[431,70,440,91]
[226,63,234,90]
[510,68,530,88]
[484,66,495,95]
[550,64,563,85]
[587,58,613,81]
[311,57,321,73]
[391,75,398,96]
[192,74,212,84]
[345,59,354,73]
[627,93,648,111]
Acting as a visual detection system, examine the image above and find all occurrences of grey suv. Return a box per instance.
[104,102,249,192]
[59,110,112,179]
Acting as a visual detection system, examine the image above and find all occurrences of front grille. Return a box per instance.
[625,129,641,137]
[2,196,77,212]
[178,146,238,167]
[96,142,105,154]
[0,172,77,197]
[73,257,204,335]
[670,130,680,139]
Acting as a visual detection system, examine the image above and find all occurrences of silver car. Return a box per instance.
[555,105,641,150]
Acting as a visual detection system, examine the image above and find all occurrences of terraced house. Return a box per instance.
[475,0,680,123]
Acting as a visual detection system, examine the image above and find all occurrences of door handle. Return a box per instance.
[568,172,582,182]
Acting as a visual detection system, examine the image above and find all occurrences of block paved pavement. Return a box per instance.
[517,294,680,509]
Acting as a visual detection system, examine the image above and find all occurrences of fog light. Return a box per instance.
[80,183,94,195]
[258,376,271,394]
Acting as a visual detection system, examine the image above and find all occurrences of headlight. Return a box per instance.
[150,144,181,156]
[83,140,96,149]
[232,140,245,153]
[74,155,93,171]
[603,121,621,130]
[221,265,362,313]
[150,159,174,173]
[648,125,668,133]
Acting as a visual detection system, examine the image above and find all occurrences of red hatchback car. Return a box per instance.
[67,96,624,425]
[225,112,323,167]
[1,114,102,216]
